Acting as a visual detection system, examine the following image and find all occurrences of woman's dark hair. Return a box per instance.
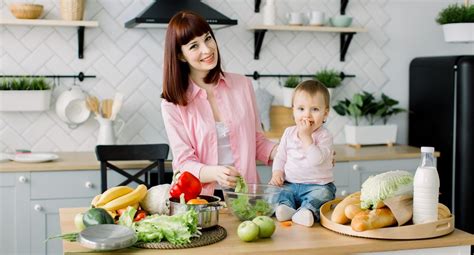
[161,11,223,106]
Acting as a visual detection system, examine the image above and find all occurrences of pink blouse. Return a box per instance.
[161,72,276,195]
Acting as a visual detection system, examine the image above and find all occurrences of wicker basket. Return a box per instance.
[9,3,44,19]
[60,0,85,21]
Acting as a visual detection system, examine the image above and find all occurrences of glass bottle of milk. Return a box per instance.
[413,146,440,224]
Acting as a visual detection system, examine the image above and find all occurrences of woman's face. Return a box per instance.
[180,32,218,77]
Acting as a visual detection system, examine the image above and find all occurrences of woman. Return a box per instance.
[161,11,278,196]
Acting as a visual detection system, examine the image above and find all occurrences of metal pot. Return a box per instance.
[169,195,222,229]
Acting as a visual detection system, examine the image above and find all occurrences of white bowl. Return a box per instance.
[55,87,90,126]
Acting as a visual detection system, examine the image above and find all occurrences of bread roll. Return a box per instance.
[438,203,451,219]
[331,191,360,224]
[344,203,365,220]
[351,207,397,232]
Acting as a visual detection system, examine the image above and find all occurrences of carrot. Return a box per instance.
[280,221,292,227]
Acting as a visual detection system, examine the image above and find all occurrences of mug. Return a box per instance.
[308,11,325,26]
[55,87,90,128]
[286,12,304,25]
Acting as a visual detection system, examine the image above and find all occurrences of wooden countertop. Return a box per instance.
[0,145,435,173]
[59,207,474,255]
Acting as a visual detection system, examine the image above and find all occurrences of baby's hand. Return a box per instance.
[269,170,285,186]
[297,118,314,136]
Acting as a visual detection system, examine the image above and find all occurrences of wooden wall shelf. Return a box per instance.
[0,19,99,59]
[248,25,367,61]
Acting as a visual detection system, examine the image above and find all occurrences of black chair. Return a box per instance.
[95,144,170,192]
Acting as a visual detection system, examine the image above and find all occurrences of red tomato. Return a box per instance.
[134,210,147,222]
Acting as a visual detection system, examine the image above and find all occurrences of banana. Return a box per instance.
[100,184,148,212]
[95,186,134,207]
[438,203,451,219]
[91,194,101,207]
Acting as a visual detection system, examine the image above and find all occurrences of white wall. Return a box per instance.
[0,0,472,152]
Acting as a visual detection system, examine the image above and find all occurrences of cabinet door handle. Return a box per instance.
[352,164,360,171]
[85,181,93,189]
[34,204,43,212]
[18,176,28,183]
[340,190,347,196]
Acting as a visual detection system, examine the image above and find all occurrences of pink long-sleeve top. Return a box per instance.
[272,126,334,184]
[161,72,276,195]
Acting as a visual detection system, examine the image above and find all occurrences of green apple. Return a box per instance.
[252,216,276,238]
[74,213,86,231]
[237,221,260,242]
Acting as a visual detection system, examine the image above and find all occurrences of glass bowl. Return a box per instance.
[223,184,282,221]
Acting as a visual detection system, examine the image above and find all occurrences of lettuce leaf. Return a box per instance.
[360,170,414,209]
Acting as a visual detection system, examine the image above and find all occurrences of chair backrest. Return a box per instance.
[95,144,169,192]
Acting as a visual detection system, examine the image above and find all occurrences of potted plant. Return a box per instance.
[436,0,474,42]
[0,77,52,111]
[314,68,342,99]
[333,91,406,147]
[282,75,300,107]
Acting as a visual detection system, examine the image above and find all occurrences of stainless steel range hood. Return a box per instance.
[125,0,238,29]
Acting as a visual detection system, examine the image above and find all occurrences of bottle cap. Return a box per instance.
[421,147,435,153]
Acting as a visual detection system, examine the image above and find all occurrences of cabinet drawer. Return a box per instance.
[30,171,100,199]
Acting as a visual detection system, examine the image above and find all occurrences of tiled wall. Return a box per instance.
[0,0,472,152]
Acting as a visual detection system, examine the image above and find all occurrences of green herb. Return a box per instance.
[284,76,300,88]
[314,69,342,88]
[45,232,78,243]
[0,77,51,90]
[436,4,474,25]
[118,206,137,228]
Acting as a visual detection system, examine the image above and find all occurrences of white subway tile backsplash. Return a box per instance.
[2,0,467,151]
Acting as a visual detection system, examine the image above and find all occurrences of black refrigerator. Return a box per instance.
[409,55,474,234]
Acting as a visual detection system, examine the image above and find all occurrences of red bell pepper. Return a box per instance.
[169,171,202,201]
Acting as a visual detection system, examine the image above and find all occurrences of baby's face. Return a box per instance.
[292,91,328,132]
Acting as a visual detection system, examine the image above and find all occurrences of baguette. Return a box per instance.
[351,207,397,232]
[438,203,451,219]
[331,191,361,224]
[344,203,365,220]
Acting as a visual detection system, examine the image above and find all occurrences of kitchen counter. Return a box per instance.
[0,145,435,173]
[59,207,474,255]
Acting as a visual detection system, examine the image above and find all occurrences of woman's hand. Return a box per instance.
[269,170,285,187]
[214,165,240,188]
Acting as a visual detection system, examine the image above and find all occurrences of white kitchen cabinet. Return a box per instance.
[0,172,30,255]
[30,198,91,255]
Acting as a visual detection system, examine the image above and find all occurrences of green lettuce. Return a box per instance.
[132,209,200,245]
[231,176,271,220]
[360,170,414,209]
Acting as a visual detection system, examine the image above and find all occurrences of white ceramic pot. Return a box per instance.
[281,87,294,108]
[55,87,90,128]
[344,124,397,146]
[0,90,51,111]
[442,23,474,43]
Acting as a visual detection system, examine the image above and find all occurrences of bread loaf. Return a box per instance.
[351,207,397,232]
[438,203,451,219]
[344,203,365,220]
[331,192,361,224]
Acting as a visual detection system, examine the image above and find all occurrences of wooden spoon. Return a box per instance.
[101,99,113,119]
[86,96,100,116]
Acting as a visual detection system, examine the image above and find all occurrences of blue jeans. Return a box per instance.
[278,182,336,221]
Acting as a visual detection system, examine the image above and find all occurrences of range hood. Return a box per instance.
[125,0,238,29]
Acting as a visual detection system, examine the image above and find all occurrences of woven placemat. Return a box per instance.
[135,225,227,249]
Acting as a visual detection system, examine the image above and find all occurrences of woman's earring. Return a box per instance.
[323,119,327,123]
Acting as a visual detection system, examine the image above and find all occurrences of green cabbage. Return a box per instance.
[360,170,414,209]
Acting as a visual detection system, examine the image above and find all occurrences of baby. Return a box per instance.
[269,80,335,227]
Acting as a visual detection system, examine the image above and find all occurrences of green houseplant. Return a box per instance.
[436,1,474,42]
[282,76,300,107]
[333,91,406,146]
[0,77,52,111]
[314,69,342,89]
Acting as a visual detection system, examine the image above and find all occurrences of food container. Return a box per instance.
[169,195,222,229]
[78,224,136,251]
